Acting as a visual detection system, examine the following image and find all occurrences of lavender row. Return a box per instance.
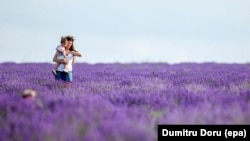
[0,62,249,141]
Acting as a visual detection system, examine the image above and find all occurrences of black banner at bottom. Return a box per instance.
[158,124,250,140]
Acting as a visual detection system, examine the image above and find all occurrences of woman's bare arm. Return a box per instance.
[72,57,75,65]
[71,51,82,57]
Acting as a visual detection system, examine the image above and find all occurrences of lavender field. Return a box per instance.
[0,62,250,141]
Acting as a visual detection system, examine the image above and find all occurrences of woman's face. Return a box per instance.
[65,41,73,49]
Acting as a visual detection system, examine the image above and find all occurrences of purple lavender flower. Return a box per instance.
[0,62,249,141]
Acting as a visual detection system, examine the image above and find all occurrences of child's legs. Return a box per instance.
[57,54,67,69]
[54,63,60,70]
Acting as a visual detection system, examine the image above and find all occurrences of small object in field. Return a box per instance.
[22,89,37,99]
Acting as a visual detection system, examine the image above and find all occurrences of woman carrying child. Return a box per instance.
[52,35,82,84]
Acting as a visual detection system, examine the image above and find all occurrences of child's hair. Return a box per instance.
[60,36,67,45]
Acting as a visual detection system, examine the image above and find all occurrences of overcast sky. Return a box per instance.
[0,0,250,64]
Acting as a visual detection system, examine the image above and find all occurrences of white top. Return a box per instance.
[57,53,74,72]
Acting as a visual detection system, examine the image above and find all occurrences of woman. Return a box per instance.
[52,35,82,84]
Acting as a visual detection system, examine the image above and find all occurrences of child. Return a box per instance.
[22,89,37,99]
[52,36,69,75]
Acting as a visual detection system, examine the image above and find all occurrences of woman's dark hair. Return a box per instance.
[65,35,77,52]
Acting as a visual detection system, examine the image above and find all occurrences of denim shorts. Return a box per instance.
[55,71,73,82]
[57,54,65,59]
